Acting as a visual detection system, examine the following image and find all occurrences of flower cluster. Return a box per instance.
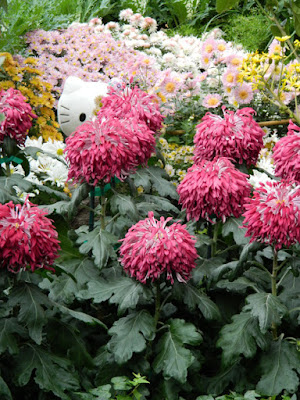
[64,113,156,185]
[119,211,197,284]
[0,53,61,141]
[0,87,36,145]
[177,157,252,222]
[273,120,300,183]
[194,107,264,167]
[0,199,60,273]
[243,180,300,249]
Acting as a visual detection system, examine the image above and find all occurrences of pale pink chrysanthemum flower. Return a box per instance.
[243,180,300,250]
[222,68,239,88]
[202,38,217,56]
[0,88,37,145]
[233,83,254,104]
[177,157,251,223]
[129,13,143,26]
[202,93,222,108]
[64,115,155,185]
[268,38,285,56]
[140,17,157,33]
[100,86,164,132]
[273,120,300,182]
[224,54,244,69]
[119,212,197,284]
[0,199,60,273]
[194,107,264,167]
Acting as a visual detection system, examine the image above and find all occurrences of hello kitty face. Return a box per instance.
[57,76,108,136]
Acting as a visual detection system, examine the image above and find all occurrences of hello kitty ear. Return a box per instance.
[62,76,84,95]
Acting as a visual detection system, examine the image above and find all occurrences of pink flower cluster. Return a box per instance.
[119,212,197,284]
[194,107,264,167]
[0,200,60,273]
[243,180,300,249]
[64,112,156,185]
[0,88,37,145]
[273,120,300,183]
[177,157,252,222]
[100,86,163,132]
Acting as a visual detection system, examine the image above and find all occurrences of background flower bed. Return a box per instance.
[0,0,300,399]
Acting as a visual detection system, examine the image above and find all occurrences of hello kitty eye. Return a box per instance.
[79,113,86,122]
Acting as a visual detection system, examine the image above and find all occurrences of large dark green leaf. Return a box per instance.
[0,318,26,355]
[217,312,268,365]
[222,217,249,245]
[257,339,300,395]
[206,360,245,395]
[14,344,80,399]
[78,276,151,314]
[216,277,260,294]
[107,310,155,363]
[40,258,97,304]
[243,293,288,333]
[76,225,117,268]
[216,0,239,12]
[54,303,107,329]
[110,193,139,221]
[153,319,202,383]
[0,376,12,400]
[291,0,300,35]
[8,284,51,344]
[174,283,220,320]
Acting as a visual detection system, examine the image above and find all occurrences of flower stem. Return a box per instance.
[271,247,278,340]
[154,281,161,330]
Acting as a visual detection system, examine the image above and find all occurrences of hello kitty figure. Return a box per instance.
[57,76,108,136]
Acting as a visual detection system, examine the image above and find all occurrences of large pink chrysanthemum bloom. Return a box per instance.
[99,86,164,132]
[273,120,300,182]
[64,114,155,185]
[0,88,37,145]
[0,199,60,273]
[194,107,264,167]
[243,180,300,250]
[177,157,252,222]
[119,212,197,284]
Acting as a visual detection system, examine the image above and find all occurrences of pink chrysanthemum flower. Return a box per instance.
[273,120,300,182]
[202,93,222,108]
[100,86,163,132]
[177,157,251,222]
[194,107,264,167]
[0,199,60,273]
[243,180,300,250]
[233,83,254,104]
[222,68,239,88]
[119,212,197,284]
[202,38,216,56]
[65,115,155,185]
[0,88,37,145]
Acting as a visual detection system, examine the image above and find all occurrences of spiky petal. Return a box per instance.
[194,107,264,167]
[177,157,252,222]
[119,212,197,284]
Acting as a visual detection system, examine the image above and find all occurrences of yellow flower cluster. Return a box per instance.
[0,53,62,141]
[157,137,194,185]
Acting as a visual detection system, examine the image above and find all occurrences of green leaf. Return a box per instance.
[222,217,249,245]
[78,276,151,314]
[108,310,155,363]
[153,319,202,383]
[216,0,239,13]
[174,283,220,320]
[54,303,107,329]
[0,318,26,355]
[139,194,179,213]
[243,293,288,333]
[257,339,300,395]
[207,360,245,395]
[216,277,259,294]
[0,376,12,400]
[217,312,268,365]
[14,344,80,399]
[40,258,97,304]
[76,225,117,269]
[110,193,139,221]
[8,283,51,344]
[0,112,5,122]
[291,0,300,35]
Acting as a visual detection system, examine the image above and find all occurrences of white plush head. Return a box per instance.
[57,76,109,136]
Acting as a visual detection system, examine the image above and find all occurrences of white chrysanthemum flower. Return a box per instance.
[165,164,175,177]
[44,162,68,188]
[248,169,275,189]
[42,139,66,159]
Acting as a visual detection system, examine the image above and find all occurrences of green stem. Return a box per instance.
[100,189,106,230]
[211,222,219,258]
[271,247,278,340]
[89,187,95,232]
[154,281,161,330]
